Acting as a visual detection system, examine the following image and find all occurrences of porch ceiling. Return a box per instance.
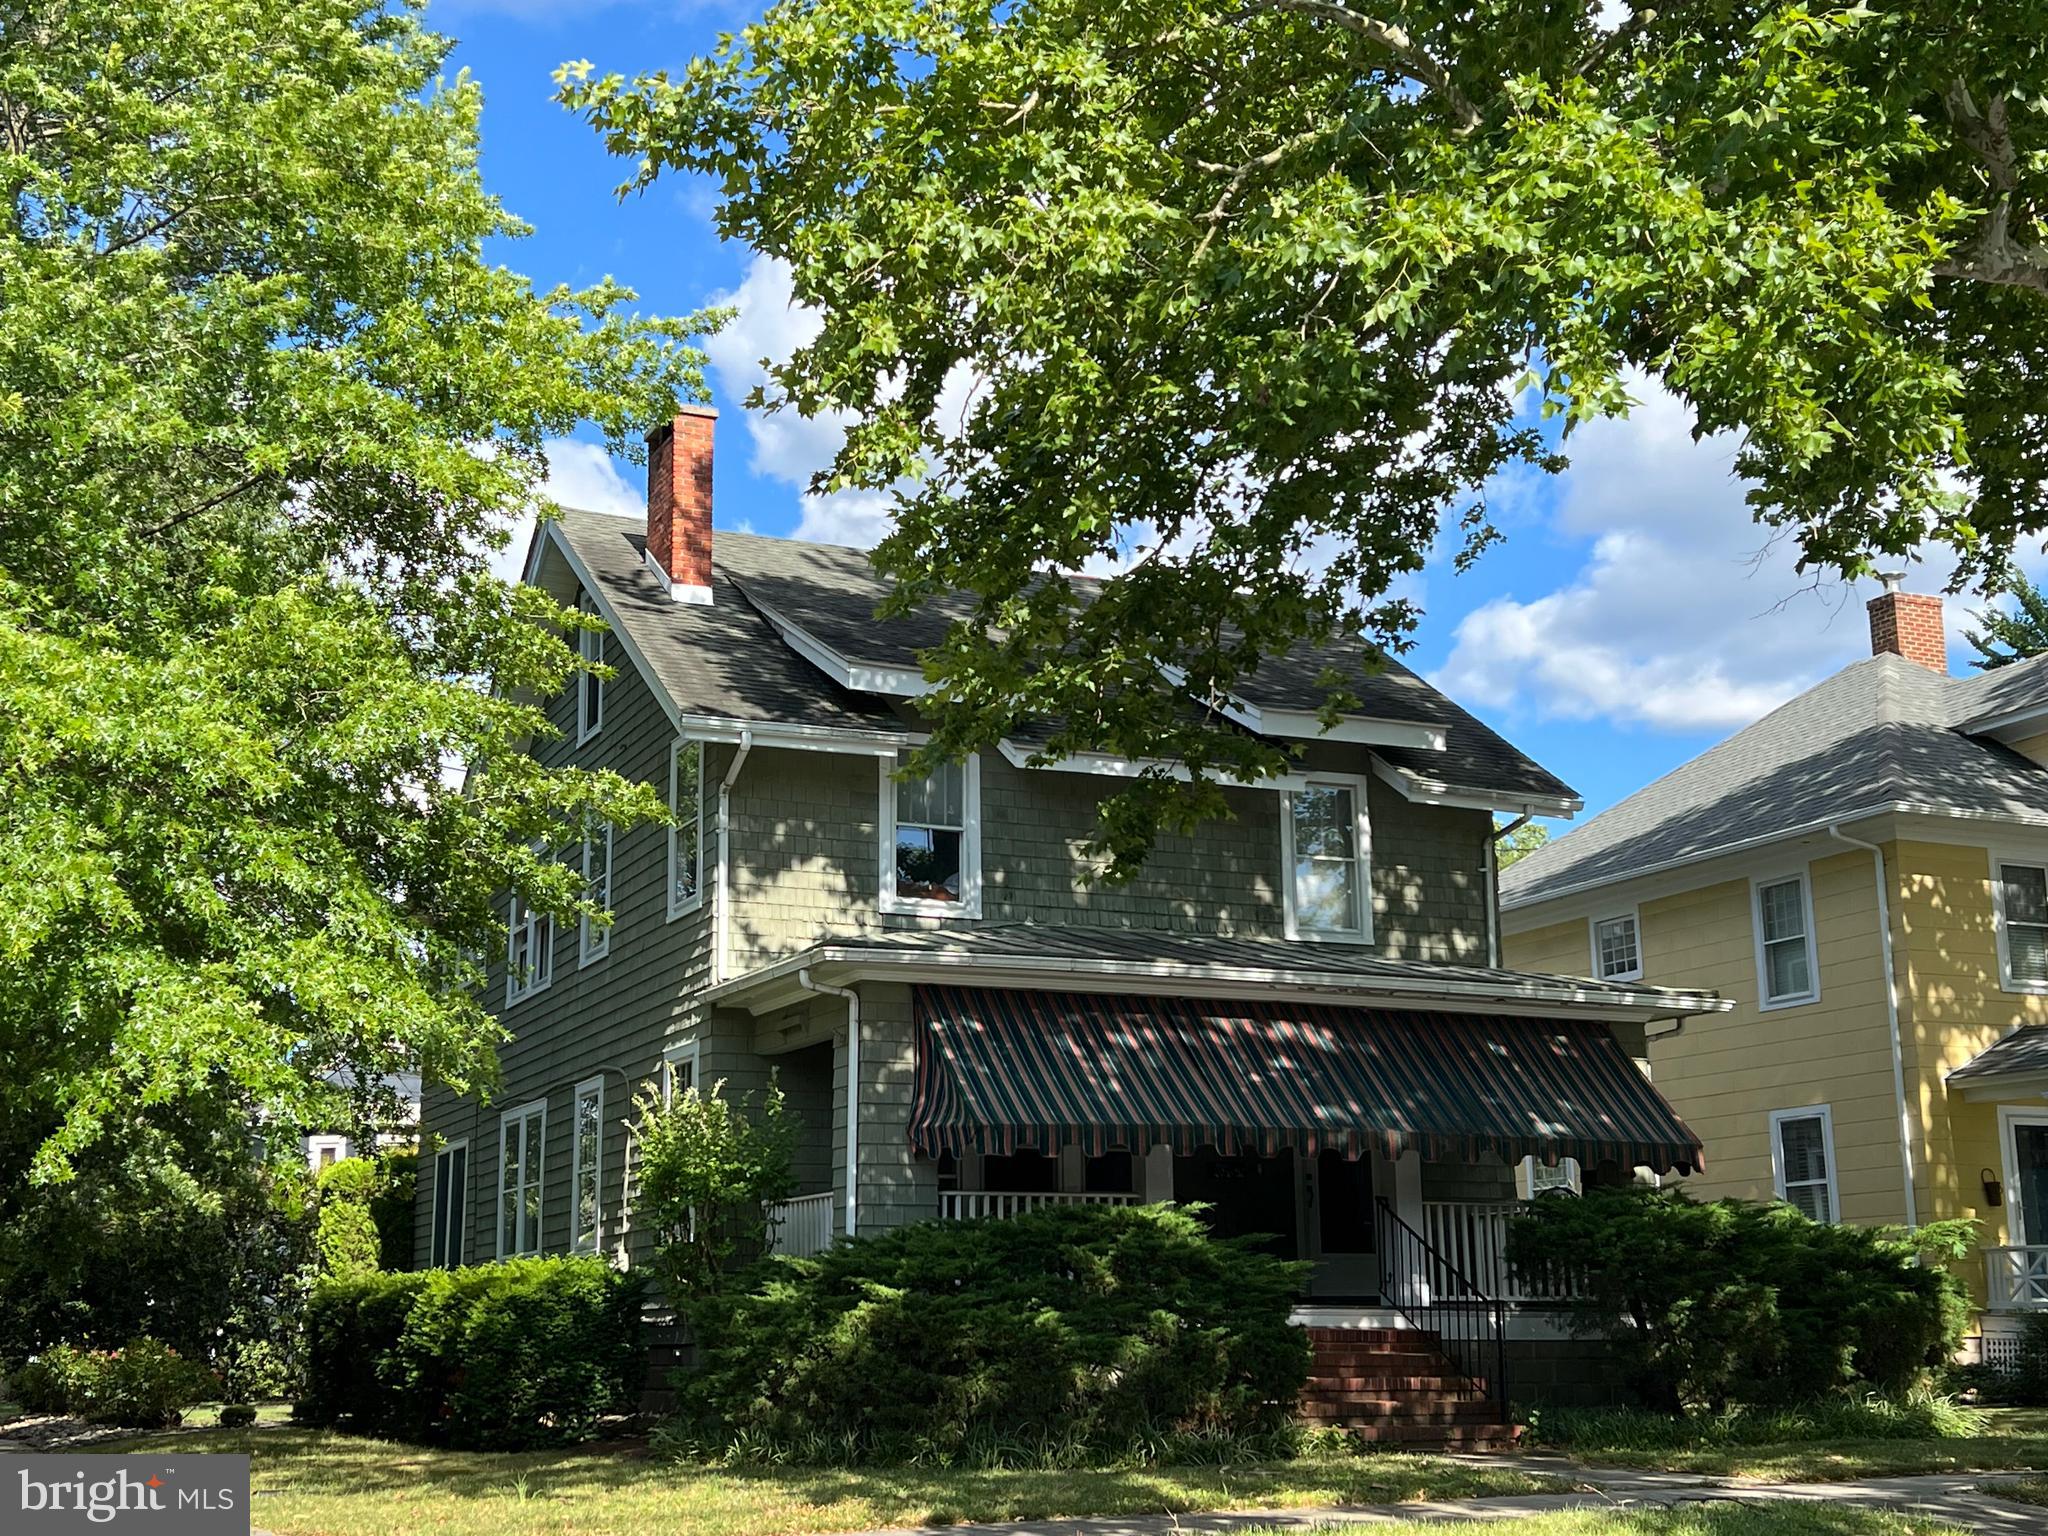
[702,925,1732,1024]
[907,985,1707,1174]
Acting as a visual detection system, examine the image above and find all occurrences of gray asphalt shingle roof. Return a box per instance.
[1500,651,2048,908]
[1949,1024,2048,1083]
[546,512,1566,803]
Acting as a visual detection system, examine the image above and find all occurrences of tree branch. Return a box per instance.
[1190,126,1338,256]
[1232,0,1482,135]
[1937,78,2048,292]
[140,474,265,539]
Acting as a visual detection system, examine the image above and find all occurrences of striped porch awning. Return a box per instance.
[908,986,1705,1174]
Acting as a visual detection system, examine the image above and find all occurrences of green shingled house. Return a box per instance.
[416,406,1725,1426]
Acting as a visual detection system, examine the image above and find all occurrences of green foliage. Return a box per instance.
[674,1203,1309,1465]
[1520,1394,1983,1453]
[11,1338,217,1428]
[1496,821,1551,869]
[218,1402,259,1428]
[634,1077,798,1298]
[372,1150,419,1272]
[299,1256,645,1450]
[1507,1187,1968,1411]
[315,1157,385,1278]
[561,0,2048,875]
[0,0,710,1206]
[1966,572,2048,670]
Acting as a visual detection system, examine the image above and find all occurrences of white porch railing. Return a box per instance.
[1986,1245,2048,1310]
[1421,1200,1573,1302]
[941,1191,1142,1221]
[767,1191,836,1258]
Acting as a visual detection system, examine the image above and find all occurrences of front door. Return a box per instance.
[1175,1148,1299,1260]
[1304,1149,1378,1298]
[2009,1113,2048,1247]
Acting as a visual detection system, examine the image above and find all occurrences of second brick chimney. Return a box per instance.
[1867,574,1946,674]
[646,406,717,606]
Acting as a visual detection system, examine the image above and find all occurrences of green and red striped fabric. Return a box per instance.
[909,985,1704,1174]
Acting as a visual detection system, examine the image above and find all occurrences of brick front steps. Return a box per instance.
[1301,1326,1521,1450]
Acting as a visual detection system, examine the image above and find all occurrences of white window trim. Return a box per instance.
[1750,868,1820,1010]
[1589,907,1643,982]
[576,595,603,746]
[661,1037,701,1108]
[431,1138,469,1269]
[668,738,705,921]
[1768,1103,1839,1223]
[306,1134,349,1172]
[580,820,613,967]
[506,884,553,1007]
[1998,1104,2048,1248]
[1279,773,1374,943]
[879,749,983,919]
[1990,851,2048,996]
[496,1100,547,1258]
[571,1077,604,1254]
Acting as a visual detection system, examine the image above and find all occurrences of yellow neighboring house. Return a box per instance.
[1501,581,2048,1361]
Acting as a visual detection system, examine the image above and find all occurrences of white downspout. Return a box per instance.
[799,967,860,1238]
[714,729,752,984]
[1829,822,1919,1229]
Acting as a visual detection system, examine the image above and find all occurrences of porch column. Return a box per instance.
[1143,1142,1174,1202]
[1393,1150,1429,1303]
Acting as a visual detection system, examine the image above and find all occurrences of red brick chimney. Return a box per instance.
[645,405,717,606]
[1866,574,1946,673]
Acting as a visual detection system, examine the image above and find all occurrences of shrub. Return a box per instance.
[674,1202,1309,1465]
[634,1077,797,1299]
[2015,1313,2048,1407]
[218,1402,259,1428]
[1521,1393,1981,1452]
[371,1149,417,1270]
[1507,1187,1969,1411]
[10,1339,215,1427]
[298,1255,643,1449]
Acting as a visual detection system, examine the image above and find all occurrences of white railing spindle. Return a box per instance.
[1987,1245,2048,1310]
[766,1191,836,1258]
[940,1191,1142,1221]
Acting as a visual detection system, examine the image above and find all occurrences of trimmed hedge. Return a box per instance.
[674,1202,1309,1463]
[298,1256,644,1449]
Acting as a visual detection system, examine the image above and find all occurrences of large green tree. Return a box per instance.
[563,0,2048,871]
[0,0,708,1198]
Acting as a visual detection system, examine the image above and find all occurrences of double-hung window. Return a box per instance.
[1770,1106,1838,1223]
[576,594,603,744]
[1592,912,1642,982]
[881,750,980,915]
[668,740,704,919]
[1754,872,1816,1007]
[572,1078,603,1253]
[430,1140,468,1269]
[661,1040,699,1108]
[507,888,552,1005]
[498,1101,546,1256]
[1283,780,1369,941]
[1996,860,2048,991]
[581,820,613,965]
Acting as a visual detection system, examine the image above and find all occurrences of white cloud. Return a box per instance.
[1432,378,1959,734]
[482,438,644,586]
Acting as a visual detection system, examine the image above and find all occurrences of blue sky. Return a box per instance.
[436,0,1998,829]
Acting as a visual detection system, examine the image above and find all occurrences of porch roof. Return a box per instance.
[702,925,1733,1024]
[1948,1025,2048,1096]
[907,985,1706,1174]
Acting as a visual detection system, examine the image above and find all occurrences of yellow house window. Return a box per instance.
[1770,1105,1837,1224]
[1997,862,2048,989]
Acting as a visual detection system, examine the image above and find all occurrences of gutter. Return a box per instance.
[714,729,753,984]
[1828,822,1919,1230]
[798,968,860,1238]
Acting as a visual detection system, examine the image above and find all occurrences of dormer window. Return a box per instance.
[881,750,980,916]
[1282,778,1371,942]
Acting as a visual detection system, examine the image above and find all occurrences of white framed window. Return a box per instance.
[430,1139,469,1269]
[1752,871,1818,1008]
[1281,777,1372,942]
[880,749,981,916]
[576,594,603,744]
[1769,1105,1838,1223]
[572,1078,604,1253]
[1522,1155,1582,1197]
[660,1038,700,1108]
[507,887,553,1005]
[497,1100,546,1257]
[306,1134,348,1174]
[668,739,704,920]
[1590,911,1642,982]
[1993,857,2048,993]
[580,820,613,965]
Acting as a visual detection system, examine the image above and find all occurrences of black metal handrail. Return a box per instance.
[1373,1196,1508,1417]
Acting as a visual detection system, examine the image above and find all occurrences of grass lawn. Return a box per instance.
[87,1425,1570,1536]
[1267,1514,1966,1535]
[1542,1407,2048,1482]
